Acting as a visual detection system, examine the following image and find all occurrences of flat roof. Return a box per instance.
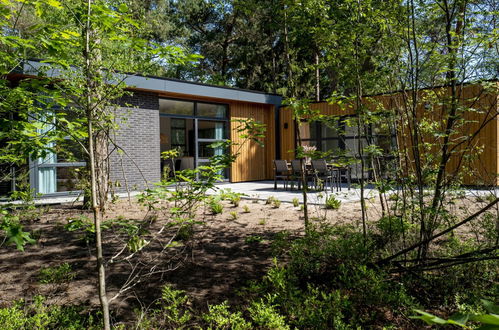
[18,60,282,106]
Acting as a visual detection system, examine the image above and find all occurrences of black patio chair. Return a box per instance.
[311,159,336,191]
[290,159,313,190]
[273,160,291,190]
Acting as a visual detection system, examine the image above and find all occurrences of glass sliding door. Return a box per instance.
[159,98,229,180]
[196,119,228,179]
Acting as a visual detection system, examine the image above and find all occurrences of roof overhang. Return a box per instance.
[16,60,282,106]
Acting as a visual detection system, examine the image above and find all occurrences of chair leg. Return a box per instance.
[274,177,277,190]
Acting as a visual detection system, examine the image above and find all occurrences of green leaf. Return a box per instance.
[411,310,448,325]
[118,3,128,13]
[471,314,499,326]
[481,300,499,315]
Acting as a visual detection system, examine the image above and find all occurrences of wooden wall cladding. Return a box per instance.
[229,101,275,182]
[280,83,499,186]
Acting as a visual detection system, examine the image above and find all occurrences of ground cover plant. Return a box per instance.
[1,0,498,328]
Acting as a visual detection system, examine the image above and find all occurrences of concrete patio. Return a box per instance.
[2,180,497,206]
[211,180,377,205]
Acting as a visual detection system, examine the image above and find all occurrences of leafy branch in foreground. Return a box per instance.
[412,299,499,329]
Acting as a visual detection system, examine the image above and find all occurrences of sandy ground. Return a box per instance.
[0,194,495,321]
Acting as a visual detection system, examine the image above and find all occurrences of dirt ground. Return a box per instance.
[0,194,492,322]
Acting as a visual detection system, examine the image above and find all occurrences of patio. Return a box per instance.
[4,180,497,206]
[210,180,376,205]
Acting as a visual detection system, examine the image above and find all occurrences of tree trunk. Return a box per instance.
[84,1,110,328]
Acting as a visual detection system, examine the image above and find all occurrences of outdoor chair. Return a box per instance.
[273,160,291,190]
[311,159,336,191]
[290,160,313,190]
[337,165,351,191]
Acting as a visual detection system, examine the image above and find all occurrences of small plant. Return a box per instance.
[258,219,266,225]
[325,196,341,210]
[202,301,251,329]
[39,263,76,284]
[219,189,245,207]
[243,205,251,213]
[265,196,277,205]
[229,211,238,220]
[272,199,281,208]
[292,198,300,207]
[0,209,36,251]
[300,205,304,211]
[160,284,192,327]
[208,199,224,215]
[64,215,95,245]
[245,235,263,243]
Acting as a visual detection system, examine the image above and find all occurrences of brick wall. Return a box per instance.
[109,93,160,192]
[117,91,159,110]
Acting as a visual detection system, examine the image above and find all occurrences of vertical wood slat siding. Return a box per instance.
[230,102,275,182]
[280,84,499,186]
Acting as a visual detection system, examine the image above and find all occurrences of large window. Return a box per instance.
[297,116,397,179]
[32,112,86,195]
[159,98,229,179]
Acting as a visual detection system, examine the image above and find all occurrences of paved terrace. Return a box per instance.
[2,181,497,206]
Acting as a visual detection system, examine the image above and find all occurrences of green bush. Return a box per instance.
[292,198,300,207]
[376,215,412,238]
[202,301,251,329]
[0,296,99,329]
[325,196,341,210]
[209,199,224,215]
[39,263,76,284]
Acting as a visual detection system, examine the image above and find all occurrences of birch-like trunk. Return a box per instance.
[84,0,110,328]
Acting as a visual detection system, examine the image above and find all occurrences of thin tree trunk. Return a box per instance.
[315,51,320,102]
[84,1,110,328]
[355,0,367,242]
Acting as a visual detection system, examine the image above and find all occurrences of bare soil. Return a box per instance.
[0,194,492,322]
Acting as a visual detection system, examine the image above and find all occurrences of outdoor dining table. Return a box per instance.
[285,161,351,191]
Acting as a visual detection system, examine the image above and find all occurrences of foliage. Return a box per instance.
[412,299,499,329]
[229,211,238,220]
[325,195,341,210]
[160,285,192,327]
[202,301,251,330]
[38,263,75,284]
[242,205,250,213]
[245,235,263,244]
[292,198,300,207]
[0,296,99,330]
[0,209,35,251]
[208,198,224,215]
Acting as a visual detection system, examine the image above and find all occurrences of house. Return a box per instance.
[279,83,499,186]
[3,60,282,197]
[2,61,497,198]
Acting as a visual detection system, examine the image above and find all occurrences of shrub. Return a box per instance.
[245,235,263,244]
[209,199,224,215]
[376,215,412,238]
[292,198,300,207]
[202,302,251,329]
[159,285,192,327]
[39,263,76,284]
[265,196,276,205]
[229,211,238,220]
[272,199,281,208]
[0,296,99,329]
[248,299,289,329]
[243,205,251,213]
[325,196,341,210]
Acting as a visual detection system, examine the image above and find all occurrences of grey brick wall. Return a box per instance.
[117,91,159,110]
[109,103,160,192]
